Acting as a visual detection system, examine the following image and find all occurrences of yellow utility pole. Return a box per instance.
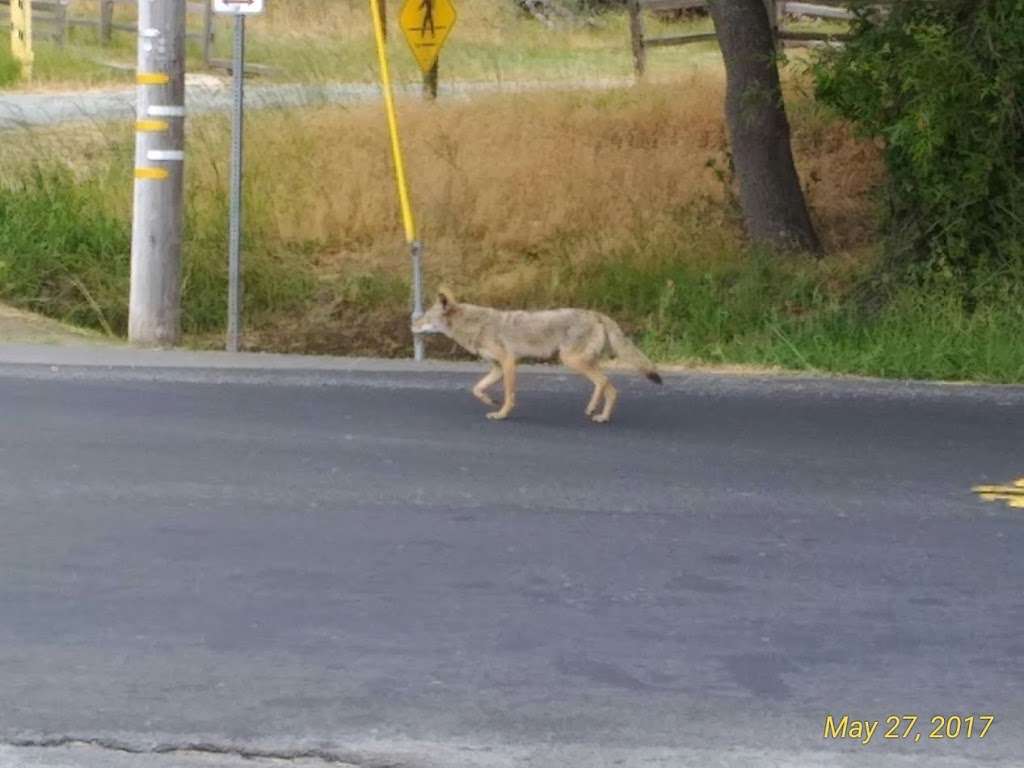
[368,0,427,361]
[9,0,34,80]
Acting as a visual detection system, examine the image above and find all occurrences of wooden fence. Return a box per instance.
[0,0,68,45]
[1,0,215,66]
[628,0,861,77]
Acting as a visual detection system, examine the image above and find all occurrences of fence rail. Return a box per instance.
[1,0,215,65]
[628,0,870,77]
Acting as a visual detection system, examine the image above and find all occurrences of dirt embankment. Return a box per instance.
[0,302,113,346]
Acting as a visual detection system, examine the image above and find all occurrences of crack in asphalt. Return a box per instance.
[4,736,398,766]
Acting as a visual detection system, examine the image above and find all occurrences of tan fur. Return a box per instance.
[412,290,661,423]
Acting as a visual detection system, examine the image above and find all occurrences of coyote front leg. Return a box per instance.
[487,357,517,420]
[473,364,502,407]
[592,377,618,423]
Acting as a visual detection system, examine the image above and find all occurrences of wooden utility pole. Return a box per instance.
[128,0,187,346]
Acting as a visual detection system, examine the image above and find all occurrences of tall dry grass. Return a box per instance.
[0,74,889,360]
[201,76,881,298]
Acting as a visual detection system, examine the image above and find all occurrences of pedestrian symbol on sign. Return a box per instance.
[419,0,435,36]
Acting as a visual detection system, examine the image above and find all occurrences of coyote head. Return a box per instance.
[411,289,457,336]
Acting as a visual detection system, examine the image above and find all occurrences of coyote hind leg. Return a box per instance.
[561,352,613,422]
[473,364,503,407]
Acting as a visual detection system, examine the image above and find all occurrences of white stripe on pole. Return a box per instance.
[147,149,186,161]
[147,105,186,117]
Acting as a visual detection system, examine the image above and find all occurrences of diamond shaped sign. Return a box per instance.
[399,0,457,74]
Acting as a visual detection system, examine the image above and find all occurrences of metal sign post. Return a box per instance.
[214,0,264,352]
[227,12,245,353]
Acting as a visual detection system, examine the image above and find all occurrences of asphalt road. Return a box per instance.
[1,347,1022,768]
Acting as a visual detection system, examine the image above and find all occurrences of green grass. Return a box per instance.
[0,6,835,89]
[30,43,134,86]
[0,40,137,89]
[0,40,24,86]
[575,253,1024,383]
[2,159,1021,381]
[0,162,315,337]
[0,165,130,333]
[2,5,721,88]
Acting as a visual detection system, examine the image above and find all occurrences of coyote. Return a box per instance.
[411,290,662,423]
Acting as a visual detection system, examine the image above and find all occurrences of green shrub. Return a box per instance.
[812,0,1024,281]
[0,166,131,333]
[575,251,1024,383]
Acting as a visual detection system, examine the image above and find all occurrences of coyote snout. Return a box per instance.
[412,289,662,423]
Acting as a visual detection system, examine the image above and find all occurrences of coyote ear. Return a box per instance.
[438,288,456,314]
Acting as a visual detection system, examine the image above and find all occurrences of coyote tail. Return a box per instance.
[600,315,663,385]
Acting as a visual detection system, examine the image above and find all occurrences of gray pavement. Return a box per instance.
[1,345,1022,767]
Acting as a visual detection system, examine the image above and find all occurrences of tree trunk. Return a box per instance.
[708,0,822,254]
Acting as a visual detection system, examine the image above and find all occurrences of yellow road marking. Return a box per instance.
[972,485,1024,496]
[972,478,1024,509]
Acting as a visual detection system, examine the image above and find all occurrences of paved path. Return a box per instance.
[1,346,1022,767]
[0,77,632,130]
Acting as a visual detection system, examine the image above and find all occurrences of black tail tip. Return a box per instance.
[647,372,663,385]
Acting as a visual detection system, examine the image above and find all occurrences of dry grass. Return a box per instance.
[0,69,885,357]
[195,73,881,294]
[247,79,734,265]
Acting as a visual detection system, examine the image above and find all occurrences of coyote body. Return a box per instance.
[412,292,662,422]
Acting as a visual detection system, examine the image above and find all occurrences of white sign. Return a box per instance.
[213,0,265,15]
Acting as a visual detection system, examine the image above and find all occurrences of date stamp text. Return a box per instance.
[823,714,995,745]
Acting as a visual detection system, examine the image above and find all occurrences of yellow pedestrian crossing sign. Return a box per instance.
[400,0,457,74]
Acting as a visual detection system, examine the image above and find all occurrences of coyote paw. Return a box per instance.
[591,414,611,424]
[486,411,509,421]
[474,392,496,407]
[585,405,598,416]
